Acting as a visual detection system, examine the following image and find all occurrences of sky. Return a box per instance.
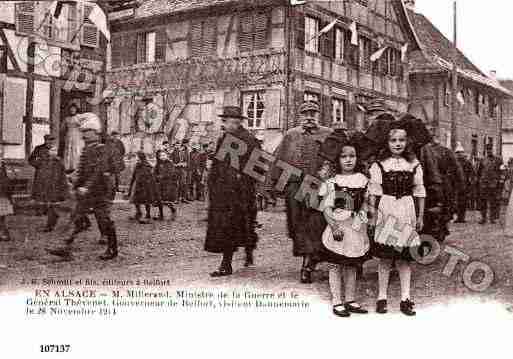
[414,0,513,80]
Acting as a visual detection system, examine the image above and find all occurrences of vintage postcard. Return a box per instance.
[0,0,512,357]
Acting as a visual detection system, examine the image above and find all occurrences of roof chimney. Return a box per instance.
[404,0,416,11]
[490,70,497,79]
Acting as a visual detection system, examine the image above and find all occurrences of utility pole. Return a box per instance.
[450,1,458,150]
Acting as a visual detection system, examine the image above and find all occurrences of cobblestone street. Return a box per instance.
[1,200,512,312]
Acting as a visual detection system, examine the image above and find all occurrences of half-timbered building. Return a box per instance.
[0,1,106,195]
[405,2,512,158]
[104,0,419,156]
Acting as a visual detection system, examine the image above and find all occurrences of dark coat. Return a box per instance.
[29,144,51,199]
[477,155,503,189]
[205,127,259,253]
[0,161,12,200]
[154,159,177,203]
[74,143,116,202]
[31,156,69,203]
[456,155,476,192]
[129,161,159,205]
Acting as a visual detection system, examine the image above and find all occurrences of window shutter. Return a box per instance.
[318,20,326,55]
[2,80,26,144]
[66,4,78,43]
[190,21,203,57]
[239,13,253,53]
[321,95,332,127]
[296,14,305,50]
[326,28,335,58]
[111,34,123,68]
[155,29,167,63]
[203,18,217,56]
[136,32,146,63]
[254,12,268,50]
[16,2,35,34]
[81,4,99,47]
[123,33,137,66]
[264,90,281,129]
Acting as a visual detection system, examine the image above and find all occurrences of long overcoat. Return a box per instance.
[154,159,177,203]
[129,161,160,205]
[204,127,259,253]
[31,156,69,203]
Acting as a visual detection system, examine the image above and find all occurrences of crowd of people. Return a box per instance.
[0,100,511,317]
[204,100,512,318]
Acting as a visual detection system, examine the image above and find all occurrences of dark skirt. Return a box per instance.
[370,239,418,262]
[319,245,371,266]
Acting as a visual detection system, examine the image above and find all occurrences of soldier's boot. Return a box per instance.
[300,256,314,284]
[43,206,59,232]
[210,249,233,277]
[244,248,254,267]
[99,225,118,261]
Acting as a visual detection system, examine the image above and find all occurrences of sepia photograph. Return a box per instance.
[0,0,512,357]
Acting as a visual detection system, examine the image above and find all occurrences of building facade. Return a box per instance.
[104,0,419,157]
[406,4,512,159]
[0,1,106,193]
[500,80,513,162]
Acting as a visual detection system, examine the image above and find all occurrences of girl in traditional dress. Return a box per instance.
[128,152,159,224]
[0,159,13,241]
[154,150,177,221]
[319,139,371,317]
[62,104,85,171]
[368,123,425,316]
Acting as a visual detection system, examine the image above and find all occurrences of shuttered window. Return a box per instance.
[320,21,335,58]
[191,18,217,57]
[82,4,99,47]
[359,36,372,72]
[239,11,269,53]
[66,4,78,43]
[335,28,345,60]
[111,34,123,69]
[332,98,346,125]
[136,32,147,63]
[155,29,167,63]
[15,2,35,34]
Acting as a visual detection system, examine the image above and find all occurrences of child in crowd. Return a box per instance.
[128,152,159,224]
[319,138,371,317]
[154,150,177,221]
[368,122,425,316]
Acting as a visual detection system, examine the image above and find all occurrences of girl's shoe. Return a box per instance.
[376,299,388,314]
[332,304,350,317]
[344,301,368,314]
[400,299,416,316]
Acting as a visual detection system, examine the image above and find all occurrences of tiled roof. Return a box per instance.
[134,0,240,19]
[407,9,511,96]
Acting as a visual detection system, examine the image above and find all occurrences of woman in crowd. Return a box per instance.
[154,149,177,221]
[128,152,159,224]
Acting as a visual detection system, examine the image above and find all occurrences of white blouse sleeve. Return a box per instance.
[318,181,333,212]
[413,164,427,198]
[368,163,383,196]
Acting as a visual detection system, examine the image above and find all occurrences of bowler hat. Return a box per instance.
[218,106,246,119]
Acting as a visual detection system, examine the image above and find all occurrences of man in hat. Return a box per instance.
[419,126,464,242]
[176,139,191,203]
[454,143,476,223]
[477,143,503,224]
[205,106,259,276]
[271,100,332,284]
[47,114,119,260]
[29,134,56,216]
[104,131,126,192]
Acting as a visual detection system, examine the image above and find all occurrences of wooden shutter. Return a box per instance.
[296,14,305,50]
[123,33,137,66]
[322,27,335,58]
[264,90,281,129]
[82,4,99,47]
[203,18,217,56]
[239,13,253,53]
[136,32,147,63]
[254,11,268,50]
[16,2,35,34]
[2,80,26,144]
[111,34,123,68]
[155,29,167,63]
[190,21,203,57]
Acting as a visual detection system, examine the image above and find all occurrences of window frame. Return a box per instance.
[304,16,320,54]
[242,91,266,130]
[331,97,346,126]
[238,10,270,53]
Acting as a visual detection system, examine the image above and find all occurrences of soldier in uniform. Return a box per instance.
[272,101,333,283]
[454,143,476,223]
[47,115,119,261]
[477,143,503,224]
